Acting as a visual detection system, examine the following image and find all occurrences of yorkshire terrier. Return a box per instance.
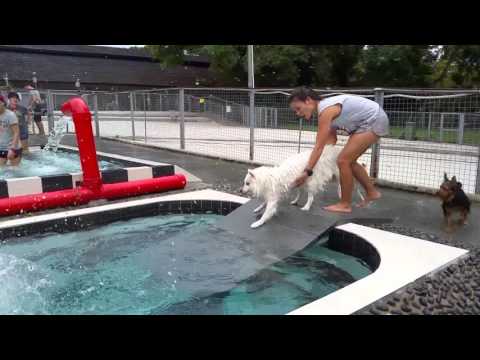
[437,173,471,233]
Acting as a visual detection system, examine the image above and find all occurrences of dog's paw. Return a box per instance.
[300,206,311,212]
[290,200,298,206]
[251,221,264,229]
[253,206,264,214]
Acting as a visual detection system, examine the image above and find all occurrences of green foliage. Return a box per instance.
[146,45,480,88]
[435,45,480,88]
[360,45,435,87]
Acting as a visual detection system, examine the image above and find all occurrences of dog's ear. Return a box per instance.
[444,173,449,182]
[458,182,463,189]
[248,169,255,179]
[451,176,457,183]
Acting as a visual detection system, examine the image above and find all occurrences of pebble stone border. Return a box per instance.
[353,224,480,315]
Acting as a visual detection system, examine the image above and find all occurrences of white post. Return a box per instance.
[143,92,147,143]
[130,92,136,140]
[458,113,465,145]
[93,94,100,138]
[440,113,445,142]
[248,45,255,161]
[180,89,185,150]
[371,88,384,179]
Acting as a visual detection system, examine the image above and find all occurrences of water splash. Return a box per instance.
[43,116,70,152]
[0,254,53,315]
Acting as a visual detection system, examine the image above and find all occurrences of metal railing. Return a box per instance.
[4,87,480,197]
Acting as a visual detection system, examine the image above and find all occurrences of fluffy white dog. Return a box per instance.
[241,145,360,229]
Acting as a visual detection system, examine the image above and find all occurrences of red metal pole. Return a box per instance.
[101,174,187,201]
[61,97,102,192]
[0,188,97,216]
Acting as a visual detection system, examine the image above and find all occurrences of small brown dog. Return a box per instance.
[437,173,471,232]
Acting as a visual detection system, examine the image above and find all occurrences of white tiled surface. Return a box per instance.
[126,167,153,181]
[70,172,83,188]
[288,223,469,315]
[0,189,248,229]
[154,189,249,204]
[7,177,43,197]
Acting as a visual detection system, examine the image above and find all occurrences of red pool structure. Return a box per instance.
[0,97,187,217]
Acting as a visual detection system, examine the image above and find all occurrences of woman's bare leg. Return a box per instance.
[352,163,381,207]
[36,120,45,136]
[324,131,380,213]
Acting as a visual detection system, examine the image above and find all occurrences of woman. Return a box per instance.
[0,95,22,166]
[7,92,30,153]
[289,87,389,213]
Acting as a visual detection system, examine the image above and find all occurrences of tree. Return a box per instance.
[146,45,367,87]
[433,45,480,88]
[323,45,364,87]
[360,45,436,87]
[145,45,203,68]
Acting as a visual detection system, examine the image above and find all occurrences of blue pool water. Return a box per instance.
[0,151,120,179]
[0,214,372,315]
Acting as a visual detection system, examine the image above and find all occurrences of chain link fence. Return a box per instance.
[5,87,478,197]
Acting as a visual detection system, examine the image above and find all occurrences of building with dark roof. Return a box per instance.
[0,45,215,91]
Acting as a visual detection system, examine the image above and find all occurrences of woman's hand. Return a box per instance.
[293,171,309,188]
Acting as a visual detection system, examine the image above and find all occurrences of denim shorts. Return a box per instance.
[19,123,29,140]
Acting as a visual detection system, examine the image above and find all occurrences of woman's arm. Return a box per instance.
[293,105,341,188]
[305,105,341,170]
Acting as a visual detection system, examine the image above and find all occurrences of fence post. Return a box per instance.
[46,89,54,135]
[93,94,100,138]
[458,113,465,145]
[427,112,432,140]
[249,90,255,161]
[298,117,303,153]
[440,113,444,142]
[370,88,384,179]
[476,145,480,194]
[129,92,136,140]
[143,92,147,143]
[179,88,185,150]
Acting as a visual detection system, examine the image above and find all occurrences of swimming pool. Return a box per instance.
[0,213,371,315]
[0,150,121,180]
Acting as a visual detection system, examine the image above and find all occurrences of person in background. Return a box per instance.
[0,95,22,166]
[22,85,33,108]
[28,88,46,136]
[7,92,30,154]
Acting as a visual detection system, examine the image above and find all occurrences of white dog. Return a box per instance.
[241,145,361,229]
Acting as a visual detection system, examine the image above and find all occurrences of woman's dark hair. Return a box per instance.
[288,86,322,104]
[7,92,20,100]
